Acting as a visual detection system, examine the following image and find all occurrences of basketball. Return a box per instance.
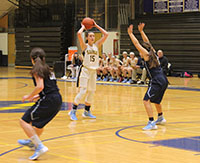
[82,17,94,30]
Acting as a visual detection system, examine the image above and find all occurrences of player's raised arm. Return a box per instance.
[77,24,87,51]
[128,25,149,61]
[138,23,155,52]
[94,21,109,48]
[138,23,150,43]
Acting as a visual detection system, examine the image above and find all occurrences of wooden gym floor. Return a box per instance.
[0,67,200,163]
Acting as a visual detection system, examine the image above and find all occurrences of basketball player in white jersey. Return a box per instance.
[103,52,113,81]
[109,56,122,82]
[129,52,138,84]
[97,53,108,81]
[69,20,108,120]
[129,52,138,68]
[121,51,132,83]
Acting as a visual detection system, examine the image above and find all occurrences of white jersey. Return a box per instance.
[102,57,107,67]
[83,44,99,70]
[122,57,130,67]
[130,57,138,67]
[111,58,120,68]
[106,57,113,66]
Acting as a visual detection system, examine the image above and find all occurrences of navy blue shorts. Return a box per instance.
[144,76,168,104]
[22,93,62,128]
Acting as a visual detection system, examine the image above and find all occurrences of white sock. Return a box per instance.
[31,134,42,147]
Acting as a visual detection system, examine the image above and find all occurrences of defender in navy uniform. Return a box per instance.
[18,48,62,160]
[128,23,168,130]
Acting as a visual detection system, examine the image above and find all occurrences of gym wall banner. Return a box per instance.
[184,0,199,12]
[154,0,200,13]
[169,0,184,13]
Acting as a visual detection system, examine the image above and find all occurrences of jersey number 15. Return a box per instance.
[90,55,95,62]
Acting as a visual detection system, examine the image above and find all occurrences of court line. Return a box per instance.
[1,77,200,92]
[1,121,200,157]
[16,82,28,89]
[0,126,124,157]
[0,146,23,157]
[0,103,34,111]
[115,121,200,153]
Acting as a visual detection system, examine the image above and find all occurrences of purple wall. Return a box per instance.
[144,0,153,13]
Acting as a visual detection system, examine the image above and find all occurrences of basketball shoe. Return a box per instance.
[29,143,48,160]
[18,139,35,150]
[68,109,78,120]
[82,111,96,119]
[155,116,166,125]
[143,121,158,130]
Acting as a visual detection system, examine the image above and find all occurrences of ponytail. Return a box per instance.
[142,42,159,68]
[30,48,51,78]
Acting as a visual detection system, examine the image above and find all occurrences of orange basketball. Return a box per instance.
[82,17,94,30]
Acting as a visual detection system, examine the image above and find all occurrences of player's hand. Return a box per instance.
[128,25,133,34]
[81,23,86,30]
[138,23,145,32]
[22,95,29,102]
[29,95,39,102]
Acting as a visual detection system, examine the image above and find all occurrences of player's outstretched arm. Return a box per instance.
[128,25,149,61]
[77,24,87,51]
[94,21,109,48]
[138,23,155,52]
[138,23,150,43]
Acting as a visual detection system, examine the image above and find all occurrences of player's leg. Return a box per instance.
[83,70,96,118]
[141,68,147,82]
[122,67,128,83]
[102,66,108,80]
[142,100,158,130]
[117,66,123,82]
[137,68,146,85]
[131,68,137,84]
[103,66,110,81]
[28,95,61,160]
[154,103,166,125]
[97,67,102,81]
[69,67,88,120]
[83,92,96,118]
[71,66,76,79]
[34,127,44,137]
[142,86,159,130]
[127,67,132,83]
[114,68,119,82]
[109,67,115,81]
[19,117,48,160]
[18,119,36,149]
[69,86,87,120]
[154,83,168,125]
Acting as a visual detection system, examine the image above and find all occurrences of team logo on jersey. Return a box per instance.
[86,50,98,55]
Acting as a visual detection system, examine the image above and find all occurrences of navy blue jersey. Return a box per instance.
[143,53,165,79]
[144,61,163,80]
[143,55,168,104]
[33,72,59,97]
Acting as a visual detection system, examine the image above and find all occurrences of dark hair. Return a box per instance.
[30,47,51,78]
[142,42,159,68]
